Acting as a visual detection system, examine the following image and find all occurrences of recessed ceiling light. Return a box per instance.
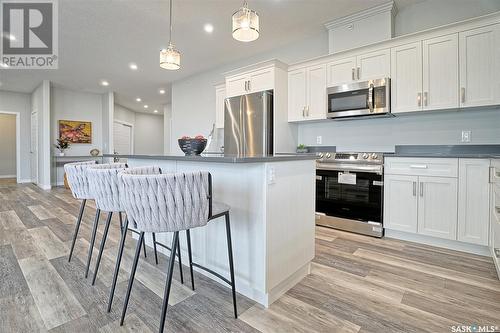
[129,63,138,70]
[204,23,214,33]
[154,109,158,113]
[159,89,166,95]
[136,97,141,102]
[100,80,109,86]
[144,105,148,109]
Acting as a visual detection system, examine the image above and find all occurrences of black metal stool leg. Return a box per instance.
[91,212,113,285]
[186,229,195,291]
[142,234,147,258]
[68,199,86,262]
[176,235,184,284]
[107,217,129,312]
[152,233,159,265]
[85,208,101,278]
[159,231,179,333]
[120,232,144,326]
[225,212,238,318]
[119,212,124,231]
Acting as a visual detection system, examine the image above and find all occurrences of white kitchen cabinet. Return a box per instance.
[356,48,390,81]
[384,175,418,233]
[458,159,491,245]
[422,34,459,111]
[288,64,326,122]
[459,24,500,108]
[391,42,423,113]
[327,57,356,86]
[215,84,226,128]
[226,67,274,98]
[226,74,248,98]
[417,176,458,240]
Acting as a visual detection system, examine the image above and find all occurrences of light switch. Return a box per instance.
[316,136,322,144]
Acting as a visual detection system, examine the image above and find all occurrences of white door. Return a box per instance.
[391,42,423,113]
[383,175,418,233]
[30,111,38,184]
[306,64,327,120]
[113,121,133,156]
[215,84,226,128]
[288,68,307,122]
[417,176,458,240]
[327,56,356,86]
[356,48,390,81]
[248,67,274,93]
[226,74,248,98]
[458,159,490,245]
[459,24,500,108]
[422,34,459,111]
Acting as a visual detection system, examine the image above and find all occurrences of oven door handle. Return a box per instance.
[367,83,374,113]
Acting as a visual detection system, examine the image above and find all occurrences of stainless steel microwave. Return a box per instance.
[327,78,391,119]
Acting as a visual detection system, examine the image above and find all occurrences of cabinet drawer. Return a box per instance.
[385,157,458,177]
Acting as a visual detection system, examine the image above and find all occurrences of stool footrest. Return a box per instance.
[191,262,231,286]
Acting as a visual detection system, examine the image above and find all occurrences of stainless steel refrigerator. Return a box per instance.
[224,90,273,156]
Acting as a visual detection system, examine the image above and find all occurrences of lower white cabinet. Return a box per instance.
[384,175,418,233]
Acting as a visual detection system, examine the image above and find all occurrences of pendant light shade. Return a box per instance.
[232,1,259,42]
[160,43,180,70]
[160,0,180,70]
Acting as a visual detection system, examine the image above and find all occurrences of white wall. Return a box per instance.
[0,90,31,181]
[32,81,51,189]
[51,86,103,156]
[0,114,17,177]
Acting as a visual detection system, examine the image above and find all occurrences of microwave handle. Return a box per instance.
[367,83,374,112]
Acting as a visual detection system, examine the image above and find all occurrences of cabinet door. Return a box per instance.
[384,175,418,233]
[356,48,390,81]
[327,57,356,86]
[417,176,458,240]
[226,74,248,98]
[215,85,226,128]
[288,69,307,122]
[248,67,274,93]
[306,64,327,120]
[422,34,459,110]
[459,24,500,108]
[458,159,490,245]
[391,42,423,113]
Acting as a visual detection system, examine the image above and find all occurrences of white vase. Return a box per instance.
[59,152,65,156]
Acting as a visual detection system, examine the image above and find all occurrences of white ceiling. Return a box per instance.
[0,0,422,114]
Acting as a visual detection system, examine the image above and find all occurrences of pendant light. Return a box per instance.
[160,0,180,70]
[232,1,259,42]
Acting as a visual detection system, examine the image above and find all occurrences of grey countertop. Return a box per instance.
[388,145,500,159]
[103,153,317,163]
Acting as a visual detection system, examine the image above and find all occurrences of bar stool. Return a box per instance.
[106,166,185,313]
[64,160,97,263]
[118,171,237,332]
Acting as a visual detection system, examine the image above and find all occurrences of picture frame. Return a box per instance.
[58,120,92,144]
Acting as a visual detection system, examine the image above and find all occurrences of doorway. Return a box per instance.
[0,111,20,183]
[113,120,134,162]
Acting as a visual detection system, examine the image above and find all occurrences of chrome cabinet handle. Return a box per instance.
[367,83,374,112]
[420,182,424,197]
[357,67,360,80]
[410,164,428,169]
[461,87,466,103]
[413,181,416,196]
[423,92,428,106]
[244,80,248,91]
[302,107,305,118]
[417,93,422,107]
[248,80,251,91]
[307,106,310,117]
[352,68,355,81]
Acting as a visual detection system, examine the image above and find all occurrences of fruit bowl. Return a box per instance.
[178,136,207,156]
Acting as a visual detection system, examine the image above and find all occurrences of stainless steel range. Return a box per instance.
[315,152,384,237]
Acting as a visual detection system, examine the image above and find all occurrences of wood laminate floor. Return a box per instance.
[0,180,499,332]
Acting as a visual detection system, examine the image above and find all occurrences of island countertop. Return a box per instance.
[103,153,317,163]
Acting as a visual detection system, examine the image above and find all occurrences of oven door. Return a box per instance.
[316,169,383,223]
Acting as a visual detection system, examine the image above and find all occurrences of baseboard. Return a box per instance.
[491,247,500,280]
[385,229,490,256]
[0,174,16,179]
[37,183,52,190]
[266,262,311,307]
[18,179,33,184]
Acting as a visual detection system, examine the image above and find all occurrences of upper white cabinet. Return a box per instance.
[226,67,274,98]
[458,159,491,245]
[215,84,226,128]
[326,49,390,86]
[288,64,326,122]
[391,42,423,113]
[459,24,500,108]
[422,34,459,111]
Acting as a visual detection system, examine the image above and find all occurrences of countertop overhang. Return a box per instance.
[103,153,317,163]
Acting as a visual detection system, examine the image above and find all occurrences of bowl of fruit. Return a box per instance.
[178,135,208,156]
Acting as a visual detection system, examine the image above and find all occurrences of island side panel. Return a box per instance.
[265,160,316,304]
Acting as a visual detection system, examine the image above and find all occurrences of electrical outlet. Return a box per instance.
[316,136,322,144]
[268,167,276,185]
[461,130,471,143]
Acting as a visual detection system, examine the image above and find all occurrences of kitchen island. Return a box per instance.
[104,153,316,307]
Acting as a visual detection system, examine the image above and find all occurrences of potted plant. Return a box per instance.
[296,144,308,154]
[54,138,70,156]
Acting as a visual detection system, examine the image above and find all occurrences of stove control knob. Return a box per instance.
[318,153,324,159]
[371,153,378,159]
[362,153,369,159]
[325,153,331,159]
